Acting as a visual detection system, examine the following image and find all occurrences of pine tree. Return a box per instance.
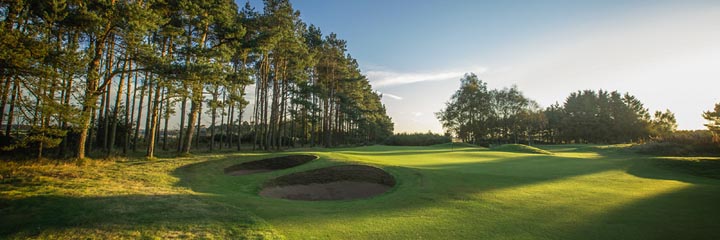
[703,103,720,144]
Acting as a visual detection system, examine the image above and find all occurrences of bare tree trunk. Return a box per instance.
[252,74,260,151]
[181,84,201,154]
[237,103,243,151]
[227,99,234,149]
[123,60,134,154]
[5,78,18,137]
[59,49,76,157]
[146,77,162,158]
[156,88,164,144]
[162,93,170,151]
[133,71,147,152]
[77,38,108,159]
[102,81,111,151]
[144,77,153,141]
[108,57,129,155]
[0,77,13,134]
[177,96,186,152]
[210,85,218,151]
[219,90,226,150]
[102,37,116,153]
[195,100,202,149]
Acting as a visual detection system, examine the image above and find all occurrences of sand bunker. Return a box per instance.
[224,154,318,176]
[259,165,396,201]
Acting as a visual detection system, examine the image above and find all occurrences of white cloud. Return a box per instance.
[482,4,720,130]
[379,92,404,100]
[366,67,487,87]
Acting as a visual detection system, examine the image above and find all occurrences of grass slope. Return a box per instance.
[2,145,720,239]
[491,143,553,154]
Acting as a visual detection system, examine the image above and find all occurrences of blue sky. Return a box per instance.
[241,0,720,133]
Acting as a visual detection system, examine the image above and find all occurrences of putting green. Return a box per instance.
[2,144,719,239]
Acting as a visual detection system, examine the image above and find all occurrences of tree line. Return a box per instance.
[0,0,393,159]
[437,73,679,145]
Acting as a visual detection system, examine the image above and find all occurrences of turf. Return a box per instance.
[2,144,720,239]
[491,143,553,154]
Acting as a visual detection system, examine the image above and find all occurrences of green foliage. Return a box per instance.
[557,90,651,143]
[650,109,678,137]
[491,144,552,155]
[436,73,546,145]
[0,126,66,151]
[439,81,677,146]
[0,0,394,158]
[703,103,720,144]
[632,130,720,156]
[384,132,451,146]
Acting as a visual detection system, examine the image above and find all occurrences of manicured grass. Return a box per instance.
[2,144,720,239]
[491,143,553,154]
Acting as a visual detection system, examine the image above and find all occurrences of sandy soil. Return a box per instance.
[259,181,392,200]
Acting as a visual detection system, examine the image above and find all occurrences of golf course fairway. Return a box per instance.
[2,144,720,239]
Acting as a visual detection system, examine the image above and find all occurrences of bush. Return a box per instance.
[384,132,451,146]
[632,130,720,156]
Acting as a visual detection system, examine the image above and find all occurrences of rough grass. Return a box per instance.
[491,143,553,154]
[2,145,720,239]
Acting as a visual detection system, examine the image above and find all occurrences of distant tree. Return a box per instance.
[437,74,540,145]
[650,109,677,138]
[702,103,720,144]
[436,73,491,144]
[560,90,651,143]
[543,103,564,143]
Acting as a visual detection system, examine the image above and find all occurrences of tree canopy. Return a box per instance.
[437,73,677,145]
[0,0,393,159]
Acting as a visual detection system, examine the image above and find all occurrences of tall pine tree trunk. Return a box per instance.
[162,91,170,151]
[146,76,162,158]
[181,86,200,154]
[108,57,128,155]
[177,95,186,152]
[77,31,112,159]
[133,71,148,152]
[5,78,18,137]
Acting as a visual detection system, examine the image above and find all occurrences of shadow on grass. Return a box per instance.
[0,194,276,239]
[627,157,720,182]
[566,184,720,240]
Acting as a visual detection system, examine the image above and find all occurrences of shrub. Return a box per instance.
[384,132,451,146]
[632,130,720,156]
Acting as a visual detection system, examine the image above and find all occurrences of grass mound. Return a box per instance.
[430,142,478,148]
[224,154,317,176]
[260,165,395,200]
[384,132,451,146]
[491,144,552,155]
[631,142,720,156]
[651,157,720,179]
